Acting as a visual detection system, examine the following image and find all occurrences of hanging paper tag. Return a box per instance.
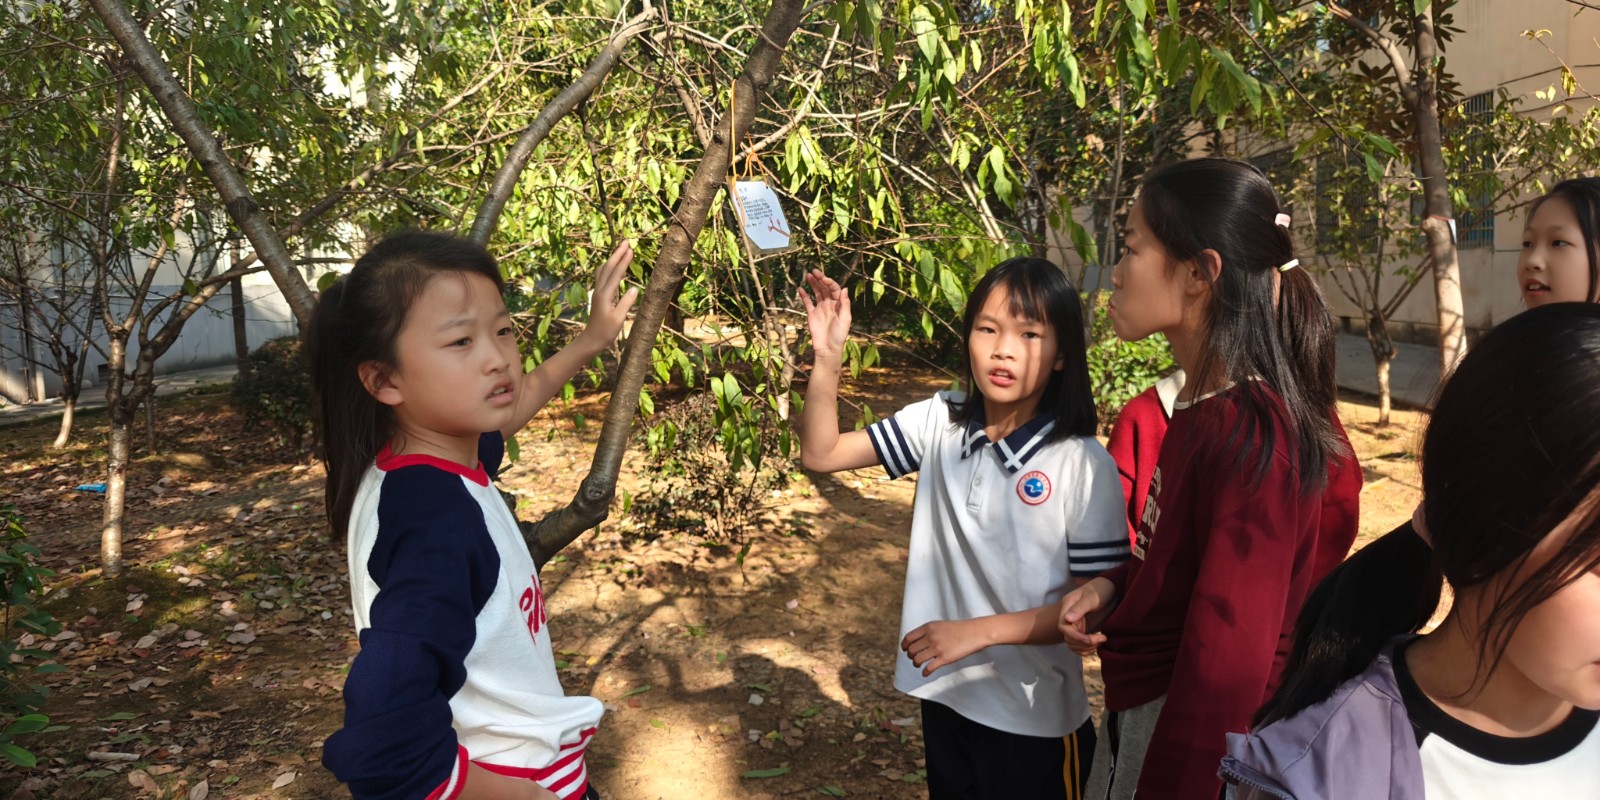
[732,180,794,255]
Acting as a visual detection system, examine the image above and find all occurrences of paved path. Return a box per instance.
[0,365,238,429]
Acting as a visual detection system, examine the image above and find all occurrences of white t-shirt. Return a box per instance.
[1393,639,1600,799]
[866,391,1128,737]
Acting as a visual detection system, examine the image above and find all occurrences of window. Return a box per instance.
[1452,91,1495,250]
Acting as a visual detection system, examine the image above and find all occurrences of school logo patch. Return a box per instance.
[1016,470,1052,505]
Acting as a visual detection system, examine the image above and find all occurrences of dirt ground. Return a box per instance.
[0,357,1426,800]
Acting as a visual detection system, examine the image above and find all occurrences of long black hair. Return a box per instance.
[1256,302,1600,726]
[1528,177,1600,302]
[949,256,1097,440]
[304,231,505,540]
[1137,158,1343,491]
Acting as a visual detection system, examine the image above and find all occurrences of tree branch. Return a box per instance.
[1327,2,1419,109]
[522,0,810,567]
[86,0,318,329]
[468,7,659,244]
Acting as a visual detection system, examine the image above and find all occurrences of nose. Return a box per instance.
[1111,256,1126,290]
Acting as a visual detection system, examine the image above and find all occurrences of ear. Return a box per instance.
[358,361,403,407]
[1183,249,1223,297]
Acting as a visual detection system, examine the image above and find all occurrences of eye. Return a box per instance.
[1521,239,1533,249]
[450,337,471,347]
[975,325,996,334]
[1553,239,1571,247]
[1022,330,1042,339]
[498,326,515,336]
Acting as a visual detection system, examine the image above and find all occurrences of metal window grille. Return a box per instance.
[1454,91,1495,250]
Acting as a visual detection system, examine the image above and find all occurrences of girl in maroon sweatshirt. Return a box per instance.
[1057,158,1361,800]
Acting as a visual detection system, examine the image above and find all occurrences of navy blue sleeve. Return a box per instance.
[478,431,505,481]
[322,468,501,800]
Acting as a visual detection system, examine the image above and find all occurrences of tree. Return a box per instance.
[1325,0,1469,376]
[82,0,1296,570]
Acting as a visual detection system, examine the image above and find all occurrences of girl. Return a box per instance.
[1056,158,1362,800]
[799,258,1129,799]
[310,232,637,800]
[1222,302,1600,799]
[1519,177,1600,307]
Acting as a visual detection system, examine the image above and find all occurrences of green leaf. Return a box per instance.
[0,743,35,768]
[817,786,848,797]
[622,684,653,698]
[182,278,200,296]
[1124,0,1148,23]
[639,387,655,416]
[317,271,339,292]
[505,436,520,463]
[742,767,791,779]
[3,715,49,736]
[98,712,139,722]
[1414,0,1432,15]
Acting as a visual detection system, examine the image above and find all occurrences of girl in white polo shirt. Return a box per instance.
[799,257,1129,799]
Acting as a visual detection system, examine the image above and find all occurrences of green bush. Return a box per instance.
[0,505,63,768]
[1083,292,1175,434]
[233,335,313,455]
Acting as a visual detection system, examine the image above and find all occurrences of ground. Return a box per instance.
[0,356,1425,800]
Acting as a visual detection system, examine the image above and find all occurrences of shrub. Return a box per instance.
[630,380,791,548]
[232,336,313,455]
[0,505,63,768]
[1083,292,1176,434]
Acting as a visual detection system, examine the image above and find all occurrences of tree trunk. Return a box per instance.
[100,336,129,575]
[521,0,810,567]
[231,275,250,381]
[1366,312,1396,426]
[144,395,157,454]
[53,388,75,450]
[1410,13,1468,376]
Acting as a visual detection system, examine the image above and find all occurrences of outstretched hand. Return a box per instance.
[901,619,990,677]
[798,269,851,360]
[578,241,641,350]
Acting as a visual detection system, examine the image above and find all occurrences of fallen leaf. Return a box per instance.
[187,779,209,800]
[272,772,297,789]
[128,770,157,793]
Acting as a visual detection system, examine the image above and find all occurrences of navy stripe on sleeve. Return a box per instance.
[1068,538,1132,577]
[867,418,918,479]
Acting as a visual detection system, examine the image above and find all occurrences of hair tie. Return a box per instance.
[1278,259,1300,273]
[1274,213,1292,229]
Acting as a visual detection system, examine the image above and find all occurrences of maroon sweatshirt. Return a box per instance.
[1096,385,1361,800]
[1105,386,1172,549]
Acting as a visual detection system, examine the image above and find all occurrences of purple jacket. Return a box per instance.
[1218,640,1425,800]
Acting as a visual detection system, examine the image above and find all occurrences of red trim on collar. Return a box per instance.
[376,443,489,486]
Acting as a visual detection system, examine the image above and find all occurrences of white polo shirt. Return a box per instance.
[867,391,1128,738]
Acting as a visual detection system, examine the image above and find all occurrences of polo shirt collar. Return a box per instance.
[959,410,1057,473]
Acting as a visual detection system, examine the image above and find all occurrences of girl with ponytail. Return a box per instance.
[310,232,637,800]
[1055,158,1362,800]
[1224,302,1600,799]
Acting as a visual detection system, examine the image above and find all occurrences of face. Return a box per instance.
[1487,506,1600,711]
[371,271,521,453]
[1109,199,1189,342]
[1519,195,1594,307]
[967,284,1064,420]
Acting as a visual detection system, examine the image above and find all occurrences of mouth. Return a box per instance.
[987,368,1017,388]
[487,382,515,404]
[1524,279,1550,294]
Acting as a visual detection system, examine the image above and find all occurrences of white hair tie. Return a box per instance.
[1278,259,1300,273]
[1274,213,1292,229]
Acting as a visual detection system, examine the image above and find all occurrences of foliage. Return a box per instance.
[1083,294,1174,434]
[232,336,313,456]
[0,505,64,768]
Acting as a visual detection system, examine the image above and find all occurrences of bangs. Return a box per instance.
[995,270,1051,325]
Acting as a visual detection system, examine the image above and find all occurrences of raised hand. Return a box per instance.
[797,269,851,360]
[578,241,641,350]
[901,619,991,677]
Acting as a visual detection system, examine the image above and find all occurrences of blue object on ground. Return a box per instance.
[76,483,106,493]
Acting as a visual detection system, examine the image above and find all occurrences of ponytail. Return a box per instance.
[1253,521,1442,727]
[1276,264,1339,422]
[304,231,506,541]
